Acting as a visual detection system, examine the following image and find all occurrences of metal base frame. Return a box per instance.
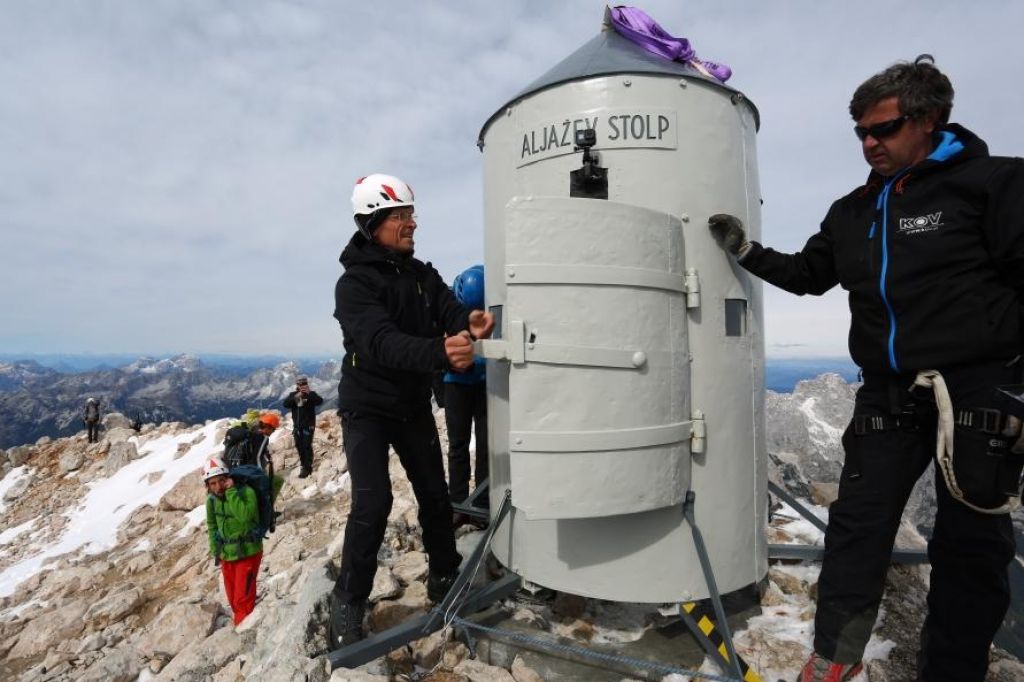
[451,478,490,521]
[682,490,746,682]
[328,491,517,671]
[330,488,766,680]
[767,480,928,564]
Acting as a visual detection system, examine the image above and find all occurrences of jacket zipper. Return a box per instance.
[866,221,876,276]
[876,169,910,373]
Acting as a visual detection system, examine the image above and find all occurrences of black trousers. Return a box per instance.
[86,420,99,443]
[292,427,315,471]
[335,411,461,603]
[814,362,1017,682]
[444,382,489,504]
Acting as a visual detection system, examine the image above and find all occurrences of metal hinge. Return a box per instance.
[690,409,706,454]
[684,269,700,309]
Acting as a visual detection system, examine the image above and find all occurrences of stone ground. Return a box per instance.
[1,407,1022,681]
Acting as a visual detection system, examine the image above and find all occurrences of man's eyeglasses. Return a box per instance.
[387,210,417,223]
[854,115,910,142]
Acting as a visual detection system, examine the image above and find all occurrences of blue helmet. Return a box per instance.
[453,264,485,309]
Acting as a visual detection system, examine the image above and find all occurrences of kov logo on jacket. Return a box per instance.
[897,210,943,235]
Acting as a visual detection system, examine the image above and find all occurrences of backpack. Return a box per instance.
[229,464,276,537]
[223,425,251,467]
[224,425,270,469]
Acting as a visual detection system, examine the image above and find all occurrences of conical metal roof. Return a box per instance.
[478,25,758,147]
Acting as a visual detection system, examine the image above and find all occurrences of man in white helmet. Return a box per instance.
[329,173,494,647]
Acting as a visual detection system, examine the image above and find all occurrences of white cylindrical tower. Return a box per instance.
[477,22,766,603]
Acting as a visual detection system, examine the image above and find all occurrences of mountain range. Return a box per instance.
[0,355,339,449]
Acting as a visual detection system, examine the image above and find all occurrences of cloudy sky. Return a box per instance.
[2,0,1022,358]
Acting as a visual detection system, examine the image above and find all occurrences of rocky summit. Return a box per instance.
[0,374,1021,681]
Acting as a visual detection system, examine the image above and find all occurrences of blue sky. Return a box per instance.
[2,1,1022,357]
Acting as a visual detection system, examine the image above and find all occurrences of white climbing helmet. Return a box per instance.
[350,173,415,239]
[202,457,230,481]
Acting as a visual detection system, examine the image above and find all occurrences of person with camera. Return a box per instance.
[282,377,323,478]
[329,173,494,648]
[709,57,1024,682]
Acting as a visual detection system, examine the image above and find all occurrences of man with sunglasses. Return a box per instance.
[710,57,1024,681]
[328,173,495,649]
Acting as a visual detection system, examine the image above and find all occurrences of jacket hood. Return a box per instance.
[940,122,988,156]
[339,232,414,269]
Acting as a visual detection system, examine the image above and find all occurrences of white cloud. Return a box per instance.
[2,0,1022,356]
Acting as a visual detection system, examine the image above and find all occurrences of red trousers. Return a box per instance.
[220,552,261,625]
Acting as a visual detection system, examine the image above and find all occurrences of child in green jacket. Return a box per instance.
[204,457,262,625]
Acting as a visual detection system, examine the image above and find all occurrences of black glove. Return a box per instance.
[708,214,748,256]
[214,557,221,567]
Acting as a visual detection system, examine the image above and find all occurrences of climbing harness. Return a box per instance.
[912,370,1022,514]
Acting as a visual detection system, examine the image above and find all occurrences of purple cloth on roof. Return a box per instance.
[608,6,732,83]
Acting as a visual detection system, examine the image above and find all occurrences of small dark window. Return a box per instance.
[725,299,746,336]
[489,305,503,339]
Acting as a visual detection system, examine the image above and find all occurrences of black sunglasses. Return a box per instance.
[854,115,910,142]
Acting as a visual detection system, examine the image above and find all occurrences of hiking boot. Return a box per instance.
[426,570,459,603]
[298,468,311,479]
[452,512,471,529]
[797,653,863,682]
[328,594,366,649]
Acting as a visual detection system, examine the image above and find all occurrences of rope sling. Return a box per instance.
[912,370,1022,514]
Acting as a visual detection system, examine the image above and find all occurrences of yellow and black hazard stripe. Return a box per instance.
[680,601,762,682]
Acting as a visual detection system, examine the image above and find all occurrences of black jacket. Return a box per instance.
[741,124,1024,374]
[283,390,323,429]
[334,234,471,418]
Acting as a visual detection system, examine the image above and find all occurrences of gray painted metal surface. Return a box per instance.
[478,24,767,603]
[478,26,759,147]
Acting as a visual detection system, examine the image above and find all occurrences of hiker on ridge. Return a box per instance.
[83,397,101,443]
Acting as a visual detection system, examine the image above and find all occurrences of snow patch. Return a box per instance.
[798,396,844,451]
[864,635,898,662]
[0,516,38,545]
[0,465,31,513]
[774,500,828,545]
[177,505,207,538]
[0,420,227,597]
[323,472,350,495]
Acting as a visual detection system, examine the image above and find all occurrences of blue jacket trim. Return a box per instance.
[928,130,964,162]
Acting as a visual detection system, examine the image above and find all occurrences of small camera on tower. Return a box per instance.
[574,128,597,150]
[570,127,607,200]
